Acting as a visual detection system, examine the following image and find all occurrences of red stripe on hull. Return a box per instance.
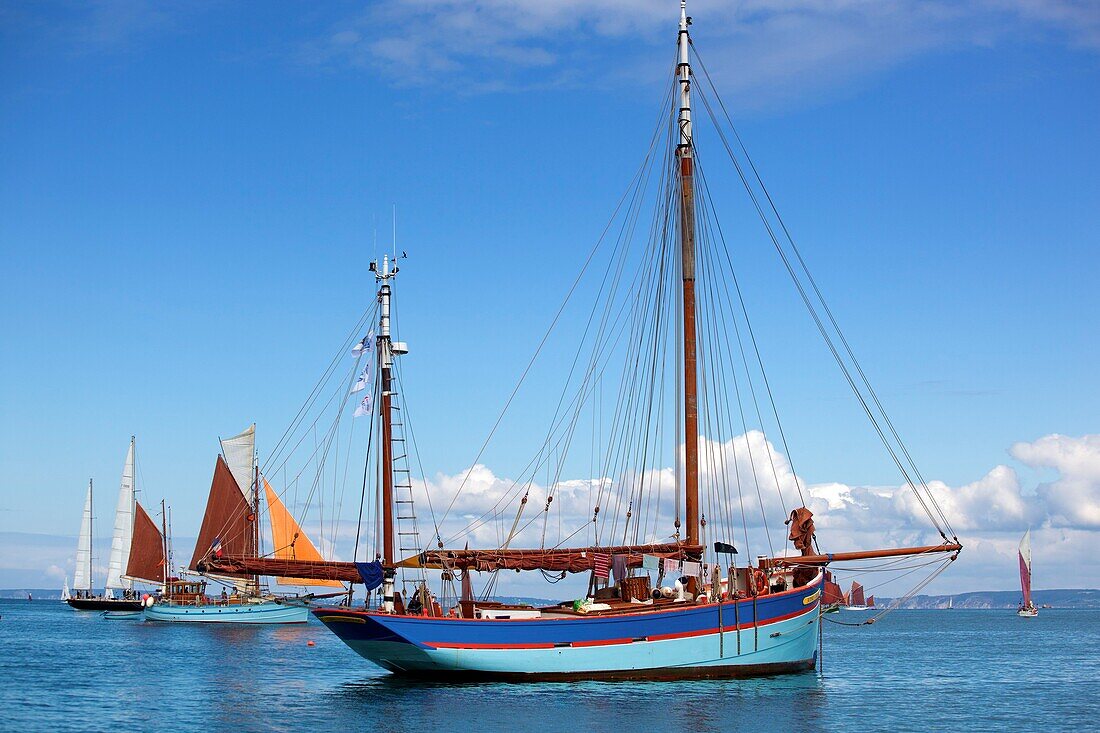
[419,602,819,650]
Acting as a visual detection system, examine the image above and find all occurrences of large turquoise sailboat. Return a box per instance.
[209,1,962,677]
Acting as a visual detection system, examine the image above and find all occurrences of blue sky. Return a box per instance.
[1,1,1098,593]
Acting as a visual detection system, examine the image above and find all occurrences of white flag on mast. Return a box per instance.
[351,364,372,393]
[353,393,373,417]
[352,330,375,357]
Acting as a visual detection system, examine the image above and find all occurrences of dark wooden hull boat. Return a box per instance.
[66,597,143,612]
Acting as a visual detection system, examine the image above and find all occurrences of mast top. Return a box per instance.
[677,0,693,157]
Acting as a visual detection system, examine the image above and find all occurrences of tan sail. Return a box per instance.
[264,477,342,588]
[125,501,165,584]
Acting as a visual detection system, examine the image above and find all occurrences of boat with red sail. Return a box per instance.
[1017,529,1038,617]
[146,426,340,623]
[67,437,165,612]
[204,0,962,678]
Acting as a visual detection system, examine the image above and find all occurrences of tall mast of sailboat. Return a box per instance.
[252,451,260,596]
[677,0,700,549]
[160,498,169,590]
[374,254,398,566]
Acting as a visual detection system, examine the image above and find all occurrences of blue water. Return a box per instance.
[2,601,1096,732]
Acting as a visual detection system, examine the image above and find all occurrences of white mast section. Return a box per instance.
[678,0,693,153]
[105,436,136,592]
[73,479,93,591]
[221,423,257,505]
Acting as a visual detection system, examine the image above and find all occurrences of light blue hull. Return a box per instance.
[316,574,823,680]
[144,600,309,624]
[341,604,817,679]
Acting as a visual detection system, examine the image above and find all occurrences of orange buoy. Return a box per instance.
[307,640,316,647]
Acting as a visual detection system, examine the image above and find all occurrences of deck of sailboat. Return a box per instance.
[317,570,822,626]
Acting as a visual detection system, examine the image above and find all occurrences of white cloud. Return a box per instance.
[1011,434,1100,528]
[394,431,1100,595]
[6,432,1098,597]
[300,0,1100,102]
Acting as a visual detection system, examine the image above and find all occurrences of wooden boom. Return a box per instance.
[763,542,962,569]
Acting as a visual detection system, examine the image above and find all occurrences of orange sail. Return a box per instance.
[264,477,342,588]
[850,581,866,606]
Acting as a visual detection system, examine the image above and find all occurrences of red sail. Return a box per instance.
[867,595,875,607]
[125,501,165,584]
[822,571,845,605]
[850,581,866,606]
[189,455,255,571]
[1019,550,1032,607]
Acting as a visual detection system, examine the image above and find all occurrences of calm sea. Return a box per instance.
[1,600,1096,732]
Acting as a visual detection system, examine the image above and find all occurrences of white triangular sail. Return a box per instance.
[61,579,71,601]
[220,424,256,505]
[105,438,136,591]
[73,482,93,591]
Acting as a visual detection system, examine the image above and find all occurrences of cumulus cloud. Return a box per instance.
[6,432,1098,595]
[390,431,1100,594]
[1011,434,1100,528]
[300,0,1100,101]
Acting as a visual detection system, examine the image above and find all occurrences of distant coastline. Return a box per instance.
[875,589,1100,609]
[5,589,1099,608]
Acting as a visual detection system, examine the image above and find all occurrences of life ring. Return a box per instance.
[753,569,769,595]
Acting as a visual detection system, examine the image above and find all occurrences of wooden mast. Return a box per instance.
[251,460,260,596]
[160,498,169,588]
[376,255,397,566]
[677,0,700,549]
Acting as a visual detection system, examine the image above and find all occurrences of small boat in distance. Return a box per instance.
[822,571,845,612]
[1017,529,1038,617]
[67,438,163,612]
[843,581,871,611]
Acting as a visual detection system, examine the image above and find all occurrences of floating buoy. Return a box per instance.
[307,640,315,647]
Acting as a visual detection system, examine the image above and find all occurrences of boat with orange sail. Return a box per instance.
[145,426,342,623]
